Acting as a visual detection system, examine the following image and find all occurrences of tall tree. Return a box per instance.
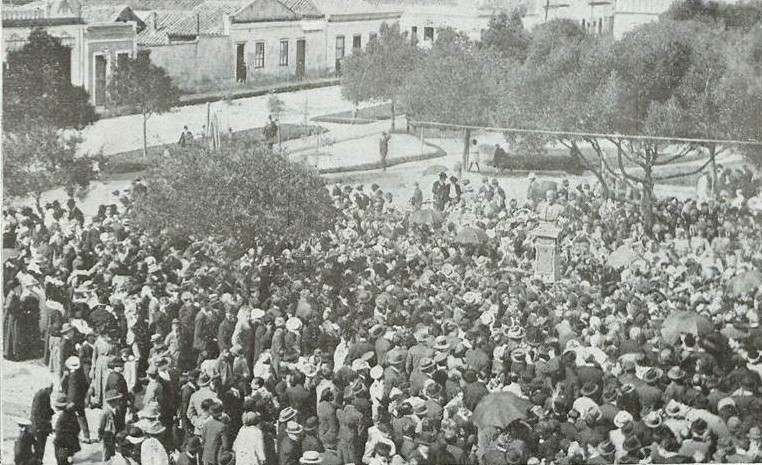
[131,139,337,253]
[480,11,531,62]
[3,130,96,212]
[107,54,181,157]
[3,28,98,134]
[402,28,504,169]
[341,22,420,130]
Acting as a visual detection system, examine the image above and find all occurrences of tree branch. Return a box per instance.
[655,156,714,181]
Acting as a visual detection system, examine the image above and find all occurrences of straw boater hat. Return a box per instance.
[433,336,450,351]
[505,326,525,340]
[65,356,80,370]
[370,366,383,380]
[614,410,633,428]
[667,366,686,381]
[643,411,663,429]
[279,407,297,423]
[197,373,212,387]
[286,421,303,436]
[419,357,435,372]
[126,427,145,444]
[299,451,322,464]
[286,317,303,332]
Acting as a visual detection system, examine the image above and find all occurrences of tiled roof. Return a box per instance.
[135,0,248,44]
[278,0,322,17]
[311,0,401,17]
[80,3,146,26]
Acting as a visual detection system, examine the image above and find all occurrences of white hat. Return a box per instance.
[614,410,633,428]
[250,308,265,320]
[286,317,303,332]
[370,365,383,380]
[65,356,81,370]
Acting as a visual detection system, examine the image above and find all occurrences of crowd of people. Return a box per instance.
[3,165,762,465]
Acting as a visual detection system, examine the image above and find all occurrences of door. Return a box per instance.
[296,39,306,79]
[236,43,246,82]
[94,55,107,106]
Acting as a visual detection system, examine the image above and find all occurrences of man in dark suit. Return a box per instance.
[193,307,211,365]
[286,372,312,421]
[30,383,55,461]
[201,402,229,465]
[279,421,303,465]
[176,436,202,465]
[177,369,199,448]
[62,356,91,443]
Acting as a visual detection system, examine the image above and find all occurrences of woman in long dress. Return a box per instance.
[90,331,117,407]
[233,411,266,465]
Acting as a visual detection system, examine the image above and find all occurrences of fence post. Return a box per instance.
[420,126,425,155]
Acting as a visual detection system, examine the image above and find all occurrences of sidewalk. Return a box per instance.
[178,77,340,106]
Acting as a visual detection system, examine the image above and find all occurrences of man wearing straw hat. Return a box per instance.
[53,393,81,465]
[62,355,92,444]
[279,421,304,465]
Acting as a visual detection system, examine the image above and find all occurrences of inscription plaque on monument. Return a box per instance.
[533,226,561,282]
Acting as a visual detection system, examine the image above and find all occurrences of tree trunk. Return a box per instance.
[142,113,149,159]
[390,101,396,131]
[462,128,471,176]
[34,193,44,217]
[708,144,718,198]
[641,164,655,236]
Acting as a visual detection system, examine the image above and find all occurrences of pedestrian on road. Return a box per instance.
[468,139,481,172]
[14,419,36,465]
[264,116,279,151]
[62,356,92,444]
[379,132,391,171]
[178,126,192,147]
[410,182,423,210]
[30,383,55,462]
[53,394,81,465]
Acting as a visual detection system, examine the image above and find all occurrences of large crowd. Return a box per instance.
[4,165,762,465]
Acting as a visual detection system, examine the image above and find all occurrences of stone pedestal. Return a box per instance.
[533,225,561,282]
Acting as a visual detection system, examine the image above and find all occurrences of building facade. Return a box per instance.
[2,0,138,105]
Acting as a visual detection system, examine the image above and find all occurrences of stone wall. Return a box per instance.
[145,35,235,91]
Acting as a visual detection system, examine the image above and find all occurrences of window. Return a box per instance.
[279,40,289,66]
[254,41,265,68]
[117,52,129,68]
[423,27,434,41]
[336,35,345,60]
[353,34,362,50]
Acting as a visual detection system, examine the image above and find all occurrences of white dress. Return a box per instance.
[233,426,266,465]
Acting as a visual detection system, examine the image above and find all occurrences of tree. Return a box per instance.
[130,139,338,253]
[3,28,98,134]
[664,0,762,31]
[402,28,504,169]
[341,22,420,130]
[480,11,531,62]
[107,54,181,158]
[3,130,97,212]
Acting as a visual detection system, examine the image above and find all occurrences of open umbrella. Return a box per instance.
[472,392,533,429]
[606,245,641,269]
[661,310,714,343]
[422,165,448,176]
[727,269,762,297]
[409,209,443,226]
[455,226,489,245]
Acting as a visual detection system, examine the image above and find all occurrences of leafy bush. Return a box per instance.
[130,139,338,253]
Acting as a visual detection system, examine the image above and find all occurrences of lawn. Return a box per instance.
[100,123,327,175]
[312,102,406,124]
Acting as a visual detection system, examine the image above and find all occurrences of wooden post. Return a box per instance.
[420,126,424,155]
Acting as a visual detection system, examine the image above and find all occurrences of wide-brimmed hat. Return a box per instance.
[505,325,525,340]
[580,381,599,397]
[279,407,297,423]
[426,382,443,398]
[419,357,435,372]
[667,366,685,381]
[198,373,212,387]
[299,451,322,464]
[138,403,160,420]
[286,317,303,332]
[369,324,386,338]
[433,351,448,365]
[351,359,370,372]
[65,356,80,370]
[598,440,616,457]
[304,416,318,432]
[126,427,145,444]
[413,403,429,417]
[441,263,455,277]
[150,333,162,343]
[665,399,687,417]
[105,390,122,402]
[462,291,480,305]
[510,348,527,364]
[717,397,736,412]
[643,411,663,429]
[623,435,642,453]
[433,336,450,351]
[601,386,618,403]
[643,367,663,384]
[60,323,74,333]
[250,308,265,320]
[144,421,166,435]
[387,352,405,366]
[286,421,303,435]
[614,410,633,428]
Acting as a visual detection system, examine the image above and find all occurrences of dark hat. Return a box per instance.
[580,381,599,397]
[304,416,318,432]
[601,386,618,403]
[53,394,69,409]
[419,357,435,372]
[598,440,616,457]
[425,382,443,398]
[108,358,124,369]
[387,351,405,366]
[623,435,641,453]
[186,436,202,454]
[198,373,212,387]
[643,367,662,384]
[691,418,708,437]
[667,366,685,381]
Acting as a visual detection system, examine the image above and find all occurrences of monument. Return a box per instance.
[532,190,564,282]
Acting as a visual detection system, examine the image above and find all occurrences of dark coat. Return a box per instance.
[54,409,80,452]
[30,388,54,435]
[201,417,229,464]
[64,369,89,408]
[278,436,302,465]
